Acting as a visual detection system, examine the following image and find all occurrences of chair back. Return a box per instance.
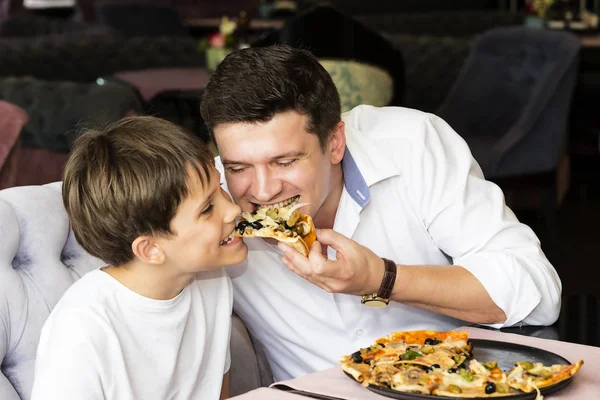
[438,27,580,177]
[319,59,393,112]
[0,101,27,189]
[95,2,188,37]
[0,183,105,400]
[253,4,405,106]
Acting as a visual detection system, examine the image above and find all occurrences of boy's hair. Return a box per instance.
[200,44,341,150]
[62,116,214,267]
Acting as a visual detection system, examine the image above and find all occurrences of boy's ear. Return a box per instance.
[131,236,165,265]
[328,121,346,164]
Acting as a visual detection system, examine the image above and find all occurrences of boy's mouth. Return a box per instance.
[220,230,237,246]
[251,195,300,211]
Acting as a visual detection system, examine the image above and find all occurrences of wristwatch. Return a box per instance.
[361,258,397,308]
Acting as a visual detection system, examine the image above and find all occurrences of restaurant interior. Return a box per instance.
[0,0,599,399]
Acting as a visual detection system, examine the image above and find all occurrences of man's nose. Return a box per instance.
[251,167,282,202]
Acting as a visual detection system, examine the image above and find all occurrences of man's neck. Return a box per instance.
[312,164,344,230]
[102,262,193,300]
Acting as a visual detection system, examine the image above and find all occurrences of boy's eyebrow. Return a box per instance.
[222,151,306,165]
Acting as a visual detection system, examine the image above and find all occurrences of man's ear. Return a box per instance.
[328,121,346,164]
[131,236,165,265]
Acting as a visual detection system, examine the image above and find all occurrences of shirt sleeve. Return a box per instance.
[31,311,105,400]
[223,274,233,375]
[403,114,562,328]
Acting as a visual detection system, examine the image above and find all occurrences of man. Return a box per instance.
[200,45,561,381]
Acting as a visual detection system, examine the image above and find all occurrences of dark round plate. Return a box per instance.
[345,339,575,400]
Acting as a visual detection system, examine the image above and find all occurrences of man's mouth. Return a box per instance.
[219,230,237,246]
[252,195,300,210]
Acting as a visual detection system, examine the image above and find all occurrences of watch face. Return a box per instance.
[364,299,388,309]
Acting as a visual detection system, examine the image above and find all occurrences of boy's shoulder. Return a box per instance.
[40,269,117,341]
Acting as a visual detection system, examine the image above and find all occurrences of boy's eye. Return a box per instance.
[276,159,297,167]
[200,204,214,216]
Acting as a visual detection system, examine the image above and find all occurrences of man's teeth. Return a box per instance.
[258,196,299,210]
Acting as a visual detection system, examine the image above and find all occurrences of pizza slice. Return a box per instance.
[235,201,316,256]
[341,331,474,391]
[507,360,584,393]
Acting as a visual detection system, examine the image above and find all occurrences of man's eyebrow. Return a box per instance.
[222,151,306,165]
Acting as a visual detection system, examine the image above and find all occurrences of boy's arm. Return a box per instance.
[220,372,230,399]
[31,312,104,400]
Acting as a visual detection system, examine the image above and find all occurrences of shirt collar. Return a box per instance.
[342,124,401,209]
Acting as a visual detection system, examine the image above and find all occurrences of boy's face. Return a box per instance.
[158,166,247,272]
[214,111,344,218]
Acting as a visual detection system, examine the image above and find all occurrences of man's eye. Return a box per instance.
[277,159,297,167]
[201,204,214,216]
[226,167,246,174]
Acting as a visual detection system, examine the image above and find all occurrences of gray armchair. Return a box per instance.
[437,27,580,264]
[0,183,273,399]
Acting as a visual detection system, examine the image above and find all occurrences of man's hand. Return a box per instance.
[278,228,385,295]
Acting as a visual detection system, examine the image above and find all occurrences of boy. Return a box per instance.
[31,116,247,399]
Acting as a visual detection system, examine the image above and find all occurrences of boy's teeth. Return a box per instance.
[220,231,236,245]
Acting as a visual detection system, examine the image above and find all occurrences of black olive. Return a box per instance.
[424,338,441,345]
[420,366,432,373]
[379,343,385,348]
[448,368,457,373]
[363,358,371,365]
[250,221,264,229]
[485,382,496,394]
[351,351,363,363]
[236,221,250,232]
[431,364,440,369]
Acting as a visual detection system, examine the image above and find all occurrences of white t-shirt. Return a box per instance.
[219,105,561,381]
[31,268,232,400]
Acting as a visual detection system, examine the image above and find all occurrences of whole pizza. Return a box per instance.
[341,330,583,399]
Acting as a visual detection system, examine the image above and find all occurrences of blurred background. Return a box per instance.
[0,0,598,343]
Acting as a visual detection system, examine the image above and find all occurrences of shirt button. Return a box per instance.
[356,329,364,336]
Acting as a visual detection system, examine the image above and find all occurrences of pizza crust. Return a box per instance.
[236,213,316,256]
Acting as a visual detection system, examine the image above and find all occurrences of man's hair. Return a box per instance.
[200,44,341,150]
[62,116,214,267]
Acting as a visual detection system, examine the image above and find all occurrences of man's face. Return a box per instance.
[214,111,344,219]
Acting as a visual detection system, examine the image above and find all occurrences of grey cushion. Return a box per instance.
[0,77,143,151]
[0,183,272,399]
[0,34,206,82]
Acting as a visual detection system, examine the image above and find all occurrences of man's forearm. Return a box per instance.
[391,264,507,324]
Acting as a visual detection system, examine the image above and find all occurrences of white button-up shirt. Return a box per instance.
[218,105,561,381]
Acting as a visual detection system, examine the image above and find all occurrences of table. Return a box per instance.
[230,326,600,399]
[110,67,212,103]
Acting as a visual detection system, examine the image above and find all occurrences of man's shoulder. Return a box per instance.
[343,105,432,141]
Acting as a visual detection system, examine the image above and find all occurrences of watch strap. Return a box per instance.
[378,258,397,300]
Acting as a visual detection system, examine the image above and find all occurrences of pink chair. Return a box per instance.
[0,101,28,190]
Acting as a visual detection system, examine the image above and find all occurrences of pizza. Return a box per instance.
[341,330,584,399]
[235,201,316,256]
